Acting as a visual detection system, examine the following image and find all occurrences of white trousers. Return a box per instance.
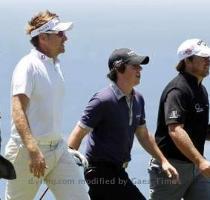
[5,138,90,200]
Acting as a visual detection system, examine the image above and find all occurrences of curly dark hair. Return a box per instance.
[107,63,126,82]
[176,56,194,72]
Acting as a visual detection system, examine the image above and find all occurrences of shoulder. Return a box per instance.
[133,90,145,103]
[14,52,38,71]
[93,86,115,101]
[164,74,191,95]
[134,90,144,98]
[86,87,117,111]
[167,74,186,88]
[201,85,208,97]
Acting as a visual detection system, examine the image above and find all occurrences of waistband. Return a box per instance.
[36,139,62,146]
[150,158,193,166]
[12,137,62,146]
[89,160,129,169]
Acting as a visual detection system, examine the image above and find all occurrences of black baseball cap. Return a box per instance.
[108,48,149,70]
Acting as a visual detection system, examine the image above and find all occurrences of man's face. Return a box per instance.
[45,31,68,57]
[188,55,210,78]
[122,64,142,86]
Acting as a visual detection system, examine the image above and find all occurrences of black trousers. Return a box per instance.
[84,162,146,200]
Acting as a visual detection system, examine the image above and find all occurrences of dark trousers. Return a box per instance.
[84,162,146,200]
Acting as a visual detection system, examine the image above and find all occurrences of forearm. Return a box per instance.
[12,96,37,152]
[136,126,179,179]
[68,124,88,150]
[12,95,47,177]
[169,125,204,165]
[137,131,167,163]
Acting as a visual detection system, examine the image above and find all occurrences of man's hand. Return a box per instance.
[68,148,89,169]
[161,160,179,181]
[197,159,210,178]
[28,145,47,178]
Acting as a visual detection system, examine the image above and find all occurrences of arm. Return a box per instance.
[12,94,47,178]
[135,126,179,179]
[68,123,89,150]
[68,96,101,166]
[169,123,210,177]
[67,124,90,168]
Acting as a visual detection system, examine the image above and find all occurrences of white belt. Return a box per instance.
[36,139,61,146]
[12,137,62,146]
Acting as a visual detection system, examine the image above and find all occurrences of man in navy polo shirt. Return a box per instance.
[149,39,210,200]
[68,48,178,200]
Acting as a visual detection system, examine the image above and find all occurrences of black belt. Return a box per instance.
[88,161,128,169]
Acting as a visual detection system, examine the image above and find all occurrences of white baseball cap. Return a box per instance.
[177,38,210,61]
[30,17,73,38]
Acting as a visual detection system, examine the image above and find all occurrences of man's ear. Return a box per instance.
[184,58,191,65]
[38,33,49,47]
[116,64,126,73]
[38,33,48,42]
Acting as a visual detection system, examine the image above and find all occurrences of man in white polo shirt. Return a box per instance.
[5,10,89,200]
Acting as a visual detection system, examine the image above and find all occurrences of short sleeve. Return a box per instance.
[164,89,187,125]
[12,60,34,99]
[80,95,103,129]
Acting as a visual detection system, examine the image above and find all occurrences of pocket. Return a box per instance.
[148,160,163,175]
[84,167,97,183]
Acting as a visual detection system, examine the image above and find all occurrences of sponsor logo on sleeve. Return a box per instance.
[168,110,180,119]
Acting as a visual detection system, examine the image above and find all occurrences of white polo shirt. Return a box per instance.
[11,49,65,140]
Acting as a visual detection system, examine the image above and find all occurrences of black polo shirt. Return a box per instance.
[155,72,209,162]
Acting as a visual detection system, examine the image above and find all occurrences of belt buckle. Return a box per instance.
[49,140,53,148]
[37,139,58,146]
[122,162,128,168]
[49,140,59,146]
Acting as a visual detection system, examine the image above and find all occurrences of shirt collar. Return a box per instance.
[181,72,201,87]
[110,82,135,100]
[30,49,59,64]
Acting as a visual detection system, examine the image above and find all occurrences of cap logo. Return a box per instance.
[197,40,207,46]
[127,50,136,56]
[184,48,193,55]
[113,59,123,68]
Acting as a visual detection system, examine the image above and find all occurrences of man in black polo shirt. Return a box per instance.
[149,38,210,200]
[68,48,178,200]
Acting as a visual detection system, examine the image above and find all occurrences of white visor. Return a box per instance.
[30,17,73,37]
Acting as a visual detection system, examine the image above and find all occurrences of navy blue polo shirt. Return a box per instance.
[155,72,209,162]
[79,83,146,164]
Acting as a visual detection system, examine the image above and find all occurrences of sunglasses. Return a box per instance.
[45,30,65,38]
[127,64,142,71]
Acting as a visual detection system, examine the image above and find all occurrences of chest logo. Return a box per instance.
[194,103,204,113]
[136,115,141,120]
